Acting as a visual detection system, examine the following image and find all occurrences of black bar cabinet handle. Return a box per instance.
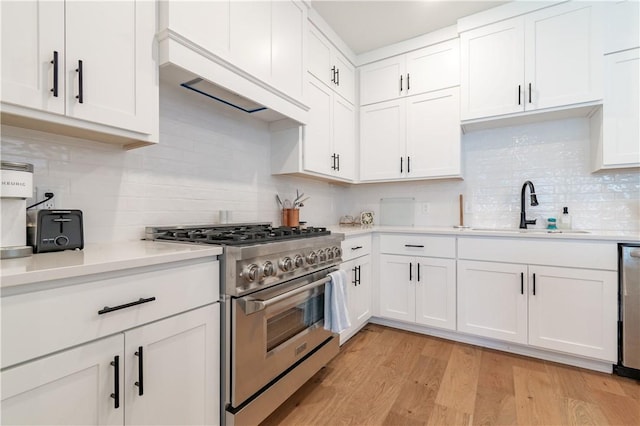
[400,157,403,173]
[358,265,361,285]
[518,85,521,105]
[404,244,424,248]
[51,51,59,97]
[331,153,336,170]
[409,262,412,281]
[336,154,340,171]
[352,267,358,285]
[532,273,536,295]
[110,355,120,409]
[400,75,403,92]
[407,73,410,91]
[98,297,156,315]
[331,66,336,83]
[407,156,410,173]
[135,346,144,396]
[520,272,524,295]
[528,83,532,104]
[351,246,363,251]
[417,262,420,282]
[336,68,339,86]
[76,60,83,103]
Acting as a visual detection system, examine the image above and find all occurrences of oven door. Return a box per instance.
[230,268,336,407]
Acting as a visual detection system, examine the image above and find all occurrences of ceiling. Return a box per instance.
[311,0,510,54]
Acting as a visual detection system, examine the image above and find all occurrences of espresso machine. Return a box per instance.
[1,161,34,259]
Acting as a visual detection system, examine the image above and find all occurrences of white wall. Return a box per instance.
[0,82,343,243]
[339,117,640,231]
[3,86,639,242]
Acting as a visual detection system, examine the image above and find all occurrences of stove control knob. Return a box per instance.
[318,249,327,263]
[306,251,318,265]
[332,246,342,259]
[279,257,293,272]
[294,254,305,269]
[324,248,334,261]
[263,261,276,277]
[241,264,261,283]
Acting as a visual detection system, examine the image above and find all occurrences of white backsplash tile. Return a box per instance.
[2,85,639,241]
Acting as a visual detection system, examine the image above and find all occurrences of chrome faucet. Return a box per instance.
[519,180,539,229]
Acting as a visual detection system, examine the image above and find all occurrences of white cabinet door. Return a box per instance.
[0,0,64,114]
[125,304,219,426]
[1,335,124,426]
[352,255,372,327]
[272,0,305,100]
[333,95,356,180]
[406,88,461,179]
[525,2,603,110]
[304,78,334,176]
[604,0,640,53]
[460,17,524,120]
[602,48,640,167]
[528,266,617,362]
[359,55,404,106]
[308,24,333,86]
[415,258,456,331]
[229,1,271,81]
[332,50,355,104]
[379,254,414,322]
[405,39,459,96]
[457,260,528,344]
[65,1,154,134]
[360,99,405,181]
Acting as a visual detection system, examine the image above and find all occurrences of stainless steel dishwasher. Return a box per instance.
[615,243,640,379]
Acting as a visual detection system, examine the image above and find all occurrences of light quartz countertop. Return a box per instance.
[328,225,640,243]
[0,241,222,289]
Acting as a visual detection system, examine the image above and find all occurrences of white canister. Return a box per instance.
[1,161,34,258]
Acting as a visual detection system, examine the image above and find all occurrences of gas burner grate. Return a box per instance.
[154,225,331,246]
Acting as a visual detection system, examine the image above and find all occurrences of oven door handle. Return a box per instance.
[240,275,332,315]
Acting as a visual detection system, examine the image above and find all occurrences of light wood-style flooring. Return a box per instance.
[261,324,640,426]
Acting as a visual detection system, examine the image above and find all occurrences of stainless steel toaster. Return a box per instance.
[27,209,84,253]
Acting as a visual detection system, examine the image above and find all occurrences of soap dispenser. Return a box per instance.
[559,206,572,230]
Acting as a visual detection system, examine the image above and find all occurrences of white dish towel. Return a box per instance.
[324,270,351,333]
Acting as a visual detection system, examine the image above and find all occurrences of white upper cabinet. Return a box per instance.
[360,87,460,182]
[1,0,158,148]
[603,0,640,54]
[360,39,459,106]
[272,0,305,100]
[593,48,640,171]
[308,24,355,104]
[461,2,603,121]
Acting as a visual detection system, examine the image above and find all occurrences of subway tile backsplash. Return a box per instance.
[2,83,639,243]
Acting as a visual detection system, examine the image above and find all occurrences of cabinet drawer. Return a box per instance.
[341,235,372,261]
[458,237,617,270]
[379,234,456,258]
[1,258,219,369]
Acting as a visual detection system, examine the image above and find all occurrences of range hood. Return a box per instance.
[157,34,308,125]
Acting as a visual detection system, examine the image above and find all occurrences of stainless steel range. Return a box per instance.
[146,223,344,425]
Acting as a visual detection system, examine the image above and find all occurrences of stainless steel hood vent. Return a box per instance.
[180,77,267,114]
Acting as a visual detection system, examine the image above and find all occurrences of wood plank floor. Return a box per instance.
[261,324,640,426]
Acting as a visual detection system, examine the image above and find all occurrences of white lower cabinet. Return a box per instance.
[457,260,617,361]
[379,254,456,331]
[1,304,220,425]
[339,235,372,344]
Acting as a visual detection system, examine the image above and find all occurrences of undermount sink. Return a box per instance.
[468,228,590,234]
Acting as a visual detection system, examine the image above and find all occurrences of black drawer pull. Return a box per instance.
[409,262,412,281]
[520,272,524,295]
[351,246,363,251]
[417,263,420,282]
[532,273,536,295]
[76,60,84,104]
[404,244,424,248]
[135,346,144,396]
[110,355,120,409]
[51,50,59,97]
[98,297,156,315]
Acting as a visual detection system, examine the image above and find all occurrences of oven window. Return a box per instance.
[266,291,324,352]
